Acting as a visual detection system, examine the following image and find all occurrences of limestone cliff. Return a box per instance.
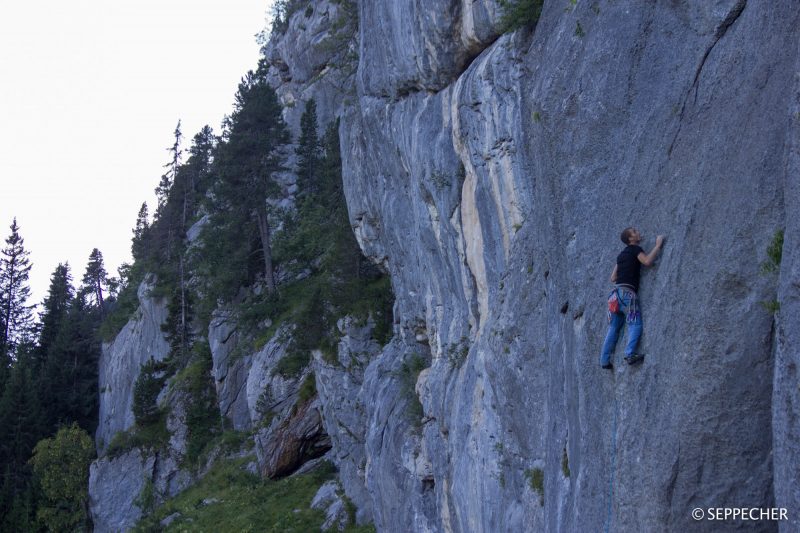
[269,0,800,531]
[90,1,800,531]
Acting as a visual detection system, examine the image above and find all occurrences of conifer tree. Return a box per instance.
[37,264,73,362]
[155,175,172,215]
[152,122,184,264]
[0,346,43,528]
[0,218,34,361]
[187,125,216,195]
[131,202,150,261]
[155,121,182,213]
[167,120,183,183]
[81,248,107,313]
[297,99,321,196]
[206,60,290,294]
[40,291,101,434]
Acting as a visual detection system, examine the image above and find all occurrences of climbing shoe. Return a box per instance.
[601,362,613,370]
[625,354,645,365]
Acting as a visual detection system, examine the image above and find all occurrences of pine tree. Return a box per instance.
[131,202,150,261]
[167,120,183,182]
[0,218,34,362]
[206,60,290,294]
[38,264,73,361]
[155,122,182,213]
[297,99,321,197]
[81,248,107,313]
[151,122,187,266]
[0,347,43,528]
[40,292,101,434]
[187,125,216,196]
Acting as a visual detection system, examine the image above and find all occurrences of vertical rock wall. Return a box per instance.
[95,279,170,452]
[89,1,800,531]
[334,0,800,531]
[773,44,800,533]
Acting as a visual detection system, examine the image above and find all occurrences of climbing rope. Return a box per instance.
[604,393,618,533]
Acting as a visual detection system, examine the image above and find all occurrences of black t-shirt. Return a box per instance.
[616,245,644,292]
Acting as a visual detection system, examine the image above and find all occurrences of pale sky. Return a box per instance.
[0,1,274,306]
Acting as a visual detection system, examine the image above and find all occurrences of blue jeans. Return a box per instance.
[600,288,642,365]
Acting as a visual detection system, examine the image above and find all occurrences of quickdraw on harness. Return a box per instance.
[607,287,640,324]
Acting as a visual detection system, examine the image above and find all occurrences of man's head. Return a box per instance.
[620,227,642,245]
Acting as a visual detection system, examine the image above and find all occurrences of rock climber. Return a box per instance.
[599,227,664,369]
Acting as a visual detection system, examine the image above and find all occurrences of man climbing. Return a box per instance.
[600,227,664,369]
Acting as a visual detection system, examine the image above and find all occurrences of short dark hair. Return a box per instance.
[620,227,635,245]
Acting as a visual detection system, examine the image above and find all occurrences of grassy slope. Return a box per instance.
[133,458,375,533]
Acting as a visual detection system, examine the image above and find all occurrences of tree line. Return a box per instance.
[0,55,392,531]
[0,218,109,531]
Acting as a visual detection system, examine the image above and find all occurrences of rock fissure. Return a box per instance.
[668,0,748,156]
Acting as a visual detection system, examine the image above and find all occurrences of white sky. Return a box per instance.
[0,1,274,306]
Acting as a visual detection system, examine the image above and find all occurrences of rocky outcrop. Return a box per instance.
[208,310,250,429]
[96,279,170,452]
[773,47,800,532]
[357,0,500,98]
[314,316,382,524]
[90,1,800,531]
[91,280,194,531]
[312,480,351,532]
[89,449,154,533]
[89,385,193,532]
[263,0,357,136]
[209,317,332,478]
[335,1,800,531]
[257,397,331,478]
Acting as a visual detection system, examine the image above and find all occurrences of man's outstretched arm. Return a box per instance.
[638,235,665,266]
[610,264,618,283]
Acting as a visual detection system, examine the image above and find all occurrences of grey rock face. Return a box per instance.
[158,390,194,498]
[360,339,438,533]
[96,279,170,452]
[209,316,307,431]
[209,315,330,478]
[313,316,381,524]
[256,397,330,478]
[90,277,195,529]
[357,0,500,98]
[773,53,800,533]
[89,389,193,531]
[90,1,800,531]
[263,0,357,136]
[89,449,154,533]
[312,480,350,532]
[336,1,800,531]
[208,309,252,429]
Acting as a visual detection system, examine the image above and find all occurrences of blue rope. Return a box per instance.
[604,394,618,533]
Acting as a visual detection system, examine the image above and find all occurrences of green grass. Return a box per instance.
[524,467,545,505]
[396,354,428,428]
[446,337,470,369]
[132,458,373,533]
[761,229,784,274]
[759,229,784,314]
[498,0,544,33]
[297,372,317,405]
[761,299,781,314]
[170,343,224,468]
[106,412,170,458]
